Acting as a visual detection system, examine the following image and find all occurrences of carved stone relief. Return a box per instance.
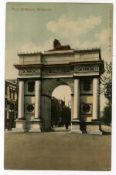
[74,65,99,73]
[43,66,73,75]
[19,68,41,75]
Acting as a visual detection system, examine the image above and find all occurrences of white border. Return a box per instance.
[0,0,116,175]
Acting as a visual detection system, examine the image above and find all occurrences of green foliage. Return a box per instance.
[101,104,112,124]
[100,62,112,102]
[100,62,112,124]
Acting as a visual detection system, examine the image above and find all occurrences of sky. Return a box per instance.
[52,85,71,107]
[5,2,113,110]
[5,2,113,79]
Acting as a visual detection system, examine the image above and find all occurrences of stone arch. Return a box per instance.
[14,45,103,134]
[42,78,73,97]
[41,78,73,131]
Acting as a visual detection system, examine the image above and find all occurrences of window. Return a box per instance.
[83,79,92,91]
[13,91,15,100]
[9,90,12,99]
[28,81,35,92]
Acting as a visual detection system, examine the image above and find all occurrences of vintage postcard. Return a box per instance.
[4,2,113,171]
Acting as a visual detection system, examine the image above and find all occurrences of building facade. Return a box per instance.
[51,97,71,128]
[14,40,104,134]
[5,80,18,130]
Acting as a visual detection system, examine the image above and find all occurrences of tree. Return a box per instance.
[100,62,112,124]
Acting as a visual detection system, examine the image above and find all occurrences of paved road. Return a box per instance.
[4,132,111,170]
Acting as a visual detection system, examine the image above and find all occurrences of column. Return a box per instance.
[73,78,80,120]
[18,81,24,119]
[93,77,99,120]
[35,80,41,118]
[7,105,10,119]
[71,93,74,120]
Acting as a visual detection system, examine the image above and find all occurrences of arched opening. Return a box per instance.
[51,85,71,131]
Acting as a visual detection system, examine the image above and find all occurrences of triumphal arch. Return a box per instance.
[14,40,104,134]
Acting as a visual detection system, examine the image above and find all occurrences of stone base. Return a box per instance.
[14,119,25,132]
[71,120,103,135]
[29,119,41,132]
[71,120,82,133]
[87,125,102,135]
[14,119,41,132]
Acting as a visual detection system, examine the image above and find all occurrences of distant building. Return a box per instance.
[5,80,18,130]
[51,97,71,127]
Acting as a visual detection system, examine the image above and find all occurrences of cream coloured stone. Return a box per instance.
[73,79,80,119]
[35,80,41,119]
[18,81,24,119]
[93,78,99,120]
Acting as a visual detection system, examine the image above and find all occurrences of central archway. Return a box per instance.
[51,85,71,131]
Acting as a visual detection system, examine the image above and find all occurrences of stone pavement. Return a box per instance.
[5,124,111,134]
[4,131,111,170]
